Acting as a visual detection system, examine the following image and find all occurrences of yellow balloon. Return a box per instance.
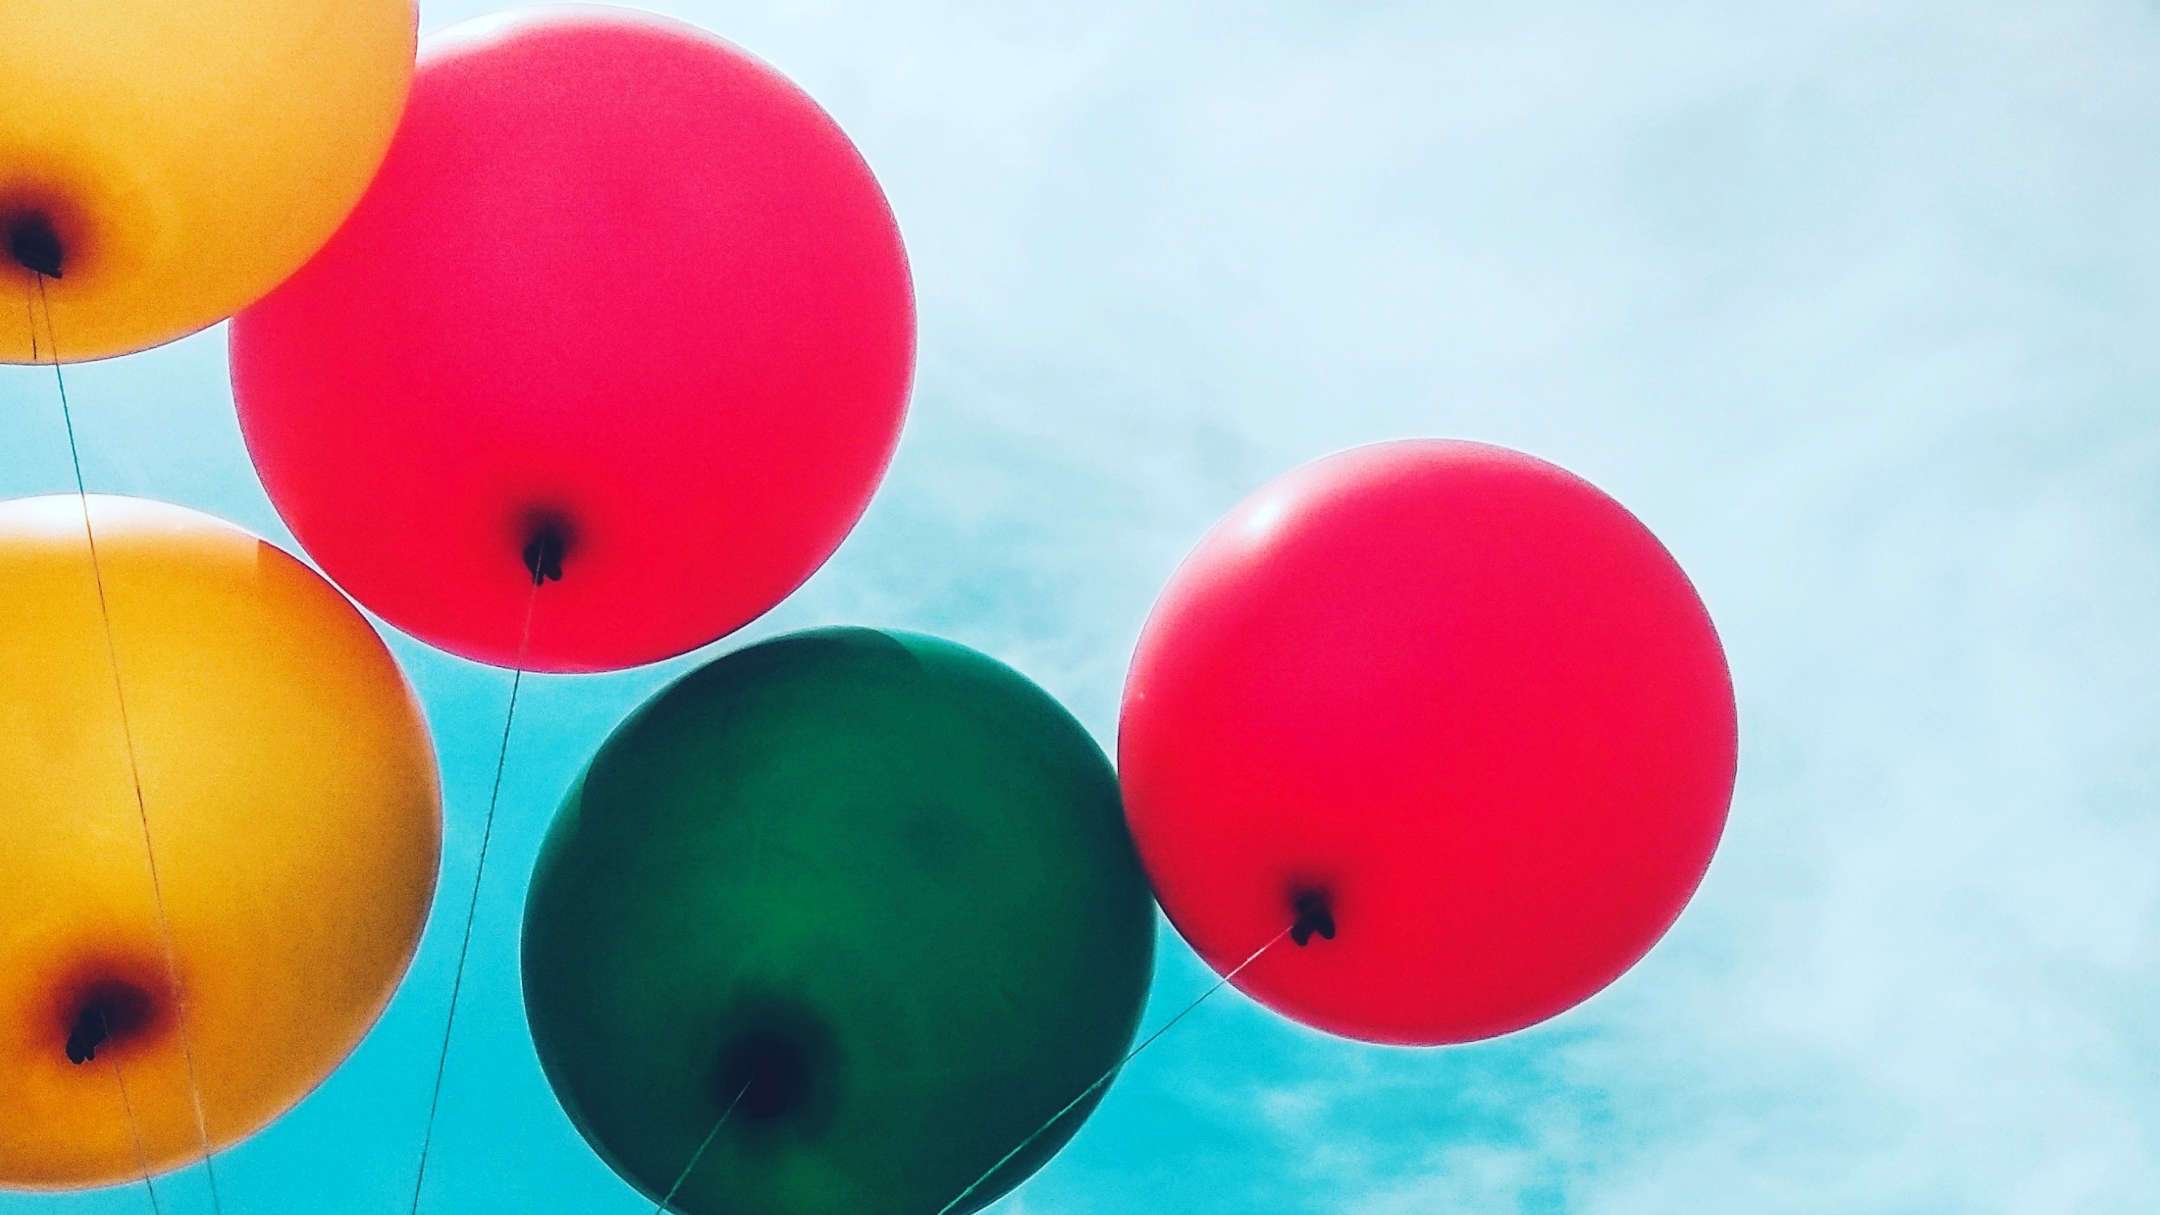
[0,496,440,1188]
[0,1,416,362]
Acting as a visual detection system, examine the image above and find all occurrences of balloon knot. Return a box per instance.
[7,211,64,280]
[62,979,153,1065]
[65,1006,108,1066]
[523,527,566,586]
[717,1025,813,1123]
[1290,889,1336,947]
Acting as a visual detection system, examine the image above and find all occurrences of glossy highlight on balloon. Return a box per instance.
[1119,440,1738,1045]
[0,0,417,362]
[231,7,916,672]
[0,496,441,1188]
[523,628,1154,1215]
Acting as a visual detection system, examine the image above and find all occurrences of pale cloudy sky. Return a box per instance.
[3,2,2156,1212]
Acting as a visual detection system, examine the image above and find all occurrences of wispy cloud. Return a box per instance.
[781,2,2160,1211]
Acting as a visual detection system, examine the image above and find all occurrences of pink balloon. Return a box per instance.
[231,8,913,672]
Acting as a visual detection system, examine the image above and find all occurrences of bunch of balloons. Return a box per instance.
[2,3,1737,1213]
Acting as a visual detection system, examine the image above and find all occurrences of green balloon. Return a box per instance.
[522,628,1156,1214]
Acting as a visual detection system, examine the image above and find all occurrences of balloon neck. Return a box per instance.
[64,980,153,1065]
[714,1025,814,1124]
[1289,888,1336,948]
[6,210,64,280]
[522,524,567,586]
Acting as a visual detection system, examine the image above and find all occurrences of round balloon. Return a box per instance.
[231,8,915,673]
[1,0,416,362]
[523,629,1153,1214]
[0,495,440,1188]
[1119,440,1737,1045]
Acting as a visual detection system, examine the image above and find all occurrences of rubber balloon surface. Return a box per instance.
[0,496,441,1188]
[231,8,915,672]
[1,0,416,362]
[523,629,1153,1215]
[1119,440,1737,1045]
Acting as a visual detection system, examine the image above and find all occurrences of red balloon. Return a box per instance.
[230,8,913,672]
[1119,440,1736,1045]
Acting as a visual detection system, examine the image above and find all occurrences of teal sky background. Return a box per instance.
[6,1,2159,1212]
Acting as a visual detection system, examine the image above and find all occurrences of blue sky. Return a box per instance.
[6,1,2159,1212]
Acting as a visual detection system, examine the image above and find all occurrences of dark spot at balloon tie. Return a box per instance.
[713,1025,817,1124]
[1290,888,1336,947]
[64,979,154,1065]
[523,526,566,585]
[66,1005,109,1065]
[7,211,64,279]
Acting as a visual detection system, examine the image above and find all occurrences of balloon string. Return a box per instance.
[407,577,543,1215]
[651,1080,752,1214]
[33,278,227,1215]
[107,1040,166,1215]
[929,924,1293,1215]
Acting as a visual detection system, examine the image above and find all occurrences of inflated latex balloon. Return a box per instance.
[231,8,915,673]
[1,0,416,362]
[1119,440,1737,1045]
[523,629,1152,1215]
[0,496,440,1188]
